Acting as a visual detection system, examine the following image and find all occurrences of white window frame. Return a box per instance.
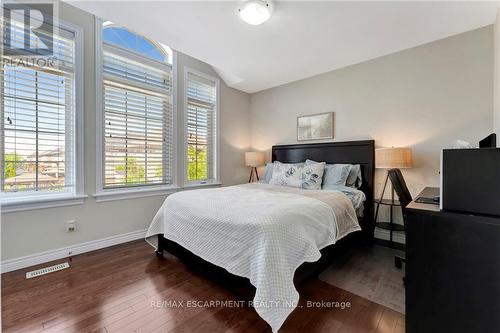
[0,19,86,213]
[183,67,221,187]
[93,18,179,202]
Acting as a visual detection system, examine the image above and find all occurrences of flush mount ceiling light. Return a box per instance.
[238,0,274,25]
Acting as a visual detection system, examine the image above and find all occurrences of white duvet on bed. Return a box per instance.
[145,182,361,332]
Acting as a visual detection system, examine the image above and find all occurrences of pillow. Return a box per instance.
[305,160,351,186]
[269,161,325,190]
[262,163,273,183]
[346,164,363,188]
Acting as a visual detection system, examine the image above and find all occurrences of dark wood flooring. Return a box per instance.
[1,240,405,333]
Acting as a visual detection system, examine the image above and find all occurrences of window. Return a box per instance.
[102,25,172,64]
[96,22,175,198]
[185,69,219,185]
[1,18,84,210]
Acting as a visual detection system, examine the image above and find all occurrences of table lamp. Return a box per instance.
[375,147,413,203]
[245,152,265,183]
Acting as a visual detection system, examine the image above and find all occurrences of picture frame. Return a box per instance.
[297,112,334,141]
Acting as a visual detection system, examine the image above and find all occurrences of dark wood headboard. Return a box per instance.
[271,140,375,240]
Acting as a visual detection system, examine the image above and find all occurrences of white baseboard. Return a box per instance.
[375,227,406,244]
[1,229,147,274]
[2,227,399,274]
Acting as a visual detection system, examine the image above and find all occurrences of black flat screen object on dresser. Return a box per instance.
[479,133,496,148]
[441,148,500,216]
[406,187,500,333]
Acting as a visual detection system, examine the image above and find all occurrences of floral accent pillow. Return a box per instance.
[305,159,352,187]
[269,161,325,190]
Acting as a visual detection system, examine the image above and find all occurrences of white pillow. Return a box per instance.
[269,161,325,190]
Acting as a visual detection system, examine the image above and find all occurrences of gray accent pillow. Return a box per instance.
[305,159,352,186]
[346,164,363,188]
[262,163,273,183]
[270,161,325,189]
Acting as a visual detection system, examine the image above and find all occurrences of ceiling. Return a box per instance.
[68,1,500,93]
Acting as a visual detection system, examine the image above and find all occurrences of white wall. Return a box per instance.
[0,3,251,261]
[494,11,500,146]
[250,26,494,202]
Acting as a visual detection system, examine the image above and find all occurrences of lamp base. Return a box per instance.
[374,168,401,248]
[248,167,260,183]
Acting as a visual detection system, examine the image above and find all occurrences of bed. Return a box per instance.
[146,140,375,332]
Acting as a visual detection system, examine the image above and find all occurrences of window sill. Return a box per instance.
[182,182,222,189]
[1,194,88,213]
[94,185,180,203]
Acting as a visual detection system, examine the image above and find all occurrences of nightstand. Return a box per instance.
[374,198,404,248]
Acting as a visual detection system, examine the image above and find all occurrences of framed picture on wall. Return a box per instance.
[297,112,334,141]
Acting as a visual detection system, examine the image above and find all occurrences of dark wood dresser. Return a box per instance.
[406,187,500,333]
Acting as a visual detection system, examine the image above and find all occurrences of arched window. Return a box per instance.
[99,21,174,190]
[102,23,172,64]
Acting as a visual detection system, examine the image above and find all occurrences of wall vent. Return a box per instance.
[26,262,70,279]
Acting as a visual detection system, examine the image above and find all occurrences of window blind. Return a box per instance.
[186,72,217,183]
[1,21,76,195]
[102,47,173,188]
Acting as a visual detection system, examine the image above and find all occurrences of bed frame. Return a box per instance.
[156,140,375,299]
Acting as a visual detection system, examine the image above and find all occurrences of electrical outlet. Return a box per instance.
[66,220,76,232]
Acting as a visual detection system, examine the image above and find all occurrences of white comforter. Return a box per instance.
[145,182,361,332]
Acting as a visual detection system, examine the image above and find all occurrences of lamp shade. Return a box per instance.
[376,147,413,169]
[245,152,265,167]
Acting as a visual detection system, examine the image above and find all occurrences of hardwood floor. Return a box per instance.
[1,240,405,333]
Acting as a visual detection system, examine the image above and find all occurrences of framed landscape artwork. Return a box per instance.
[297,112,334,141]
